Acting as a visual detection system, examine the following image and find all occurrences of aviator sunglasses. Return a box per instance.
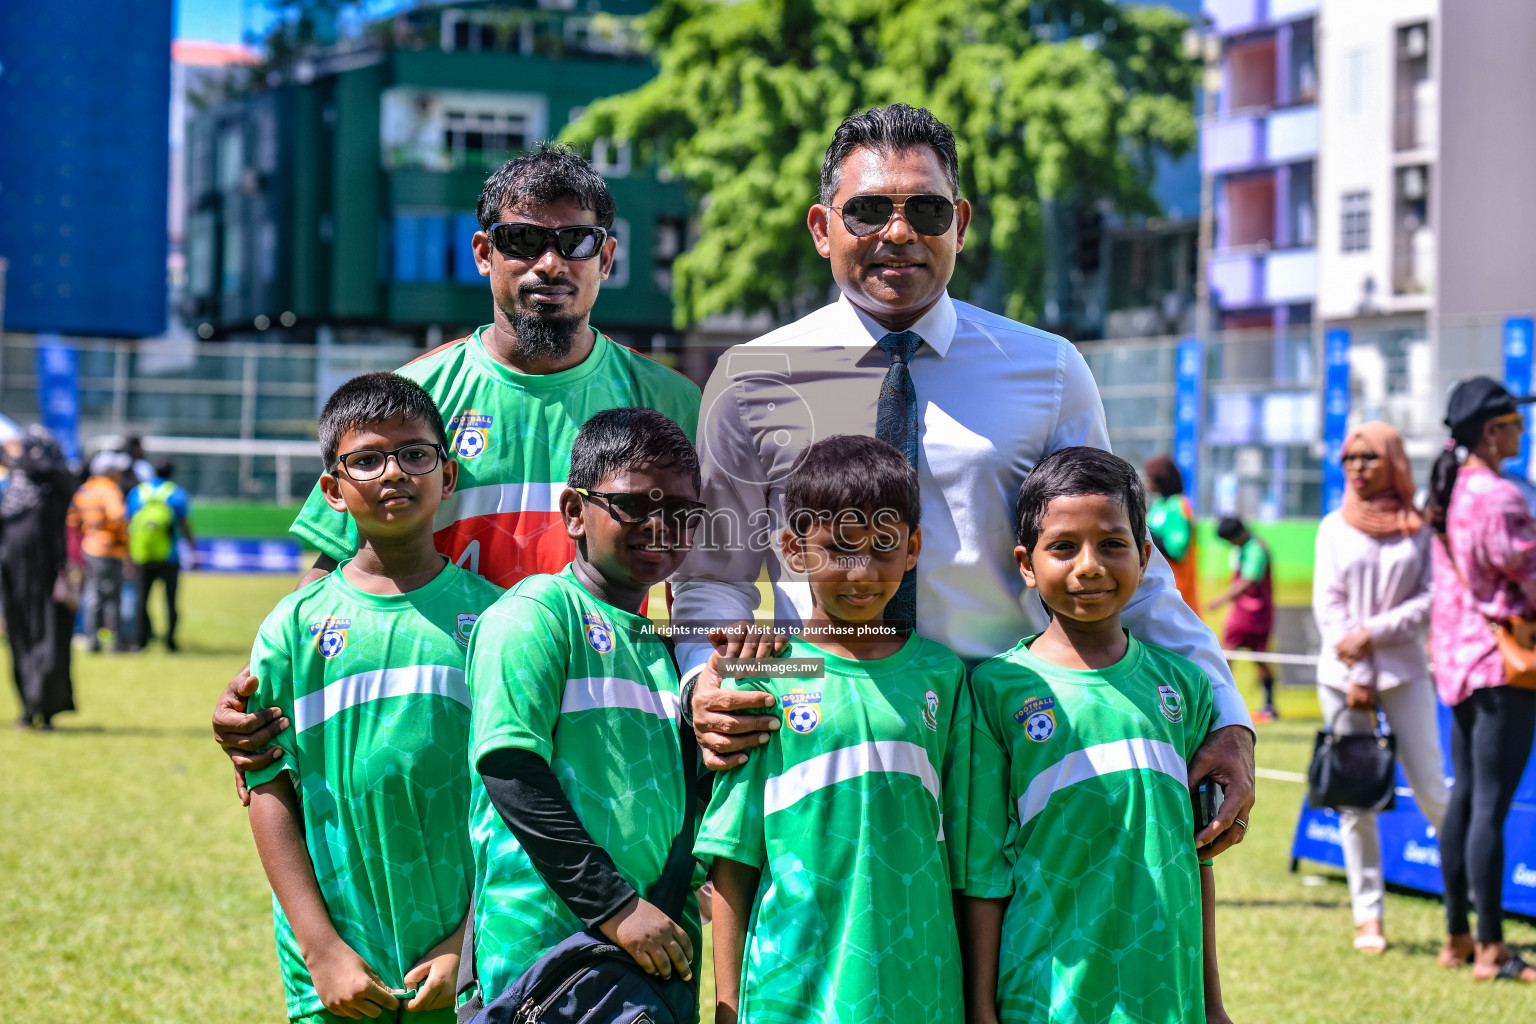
[487,222,609,261]
[573,488,707,530]
[828,193,957,237]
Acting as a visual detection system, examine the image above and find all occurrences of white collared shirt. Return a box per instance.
[672,291,1251,734]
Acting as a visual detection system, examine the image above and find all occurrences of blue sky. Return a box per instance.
[176,0,271,43]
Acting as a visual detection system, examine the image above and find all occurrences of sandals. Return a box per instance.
[1489,955,1535,982]
[1353,934,1388,954]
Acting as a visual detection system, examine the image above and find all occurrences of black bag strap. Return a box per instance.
[1323,704,1389,740]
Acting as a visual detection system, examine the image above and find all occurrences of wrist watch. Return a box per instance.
[679,674,698,728]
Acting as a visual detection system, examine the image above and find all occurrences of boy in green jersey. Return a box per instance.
[246,373,504,1023]
[961,447,1233,1024]
[699,435,971,1024]
[466,407,707,1005]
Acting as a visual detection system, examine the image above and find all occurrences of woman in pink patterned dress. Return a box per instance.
[1427,377,1536,983]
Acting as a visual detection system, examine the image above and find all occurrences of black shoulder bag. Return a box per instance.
[1307,705,1397,813]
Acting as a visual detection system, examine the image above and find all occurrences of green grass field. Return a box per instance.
[3,574,1532,1023]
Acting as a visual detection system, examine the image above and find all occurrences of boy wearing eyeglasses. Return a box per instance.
[465,407,708,1005]
[245,372,504,1023]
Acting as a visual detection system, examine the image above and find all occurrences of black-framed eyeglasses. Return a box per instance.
[334,443,448,481]
[1341,453,1381,467]
[487,222,608,261]
[573,488,707,529]
[828,194,956,238]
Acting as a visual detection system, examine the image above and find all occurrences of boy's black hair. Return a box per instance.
[1014,447,1148,555]
[785,435,920,535]
[477,141,616,230]
[568,408,700,491]
[1216,516,1247,544]
[153,458,175,480]
[318,372,449,468]
[820,104,961,206]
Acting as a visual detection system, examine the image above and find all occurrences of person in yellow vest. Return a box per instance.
[1144,455,1200,612]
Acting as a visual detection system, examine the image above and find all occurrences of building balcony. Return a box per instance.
[1205,0,1318,35]
[1208,246,1315,310]
[1202,104,1316,176]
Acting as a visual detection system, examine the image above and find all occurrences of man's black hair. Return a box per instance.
[153,458,175,480]
[318,372,449,468]
[785,435,920,535]
[477,141,616,230]
[1216,516,1247,544]
[1014,447,1148,556]
[819,104,961,206]
[568,408,700,491]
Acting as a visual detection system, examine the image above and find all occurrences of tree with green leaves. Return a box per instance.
[564,0,1196,328]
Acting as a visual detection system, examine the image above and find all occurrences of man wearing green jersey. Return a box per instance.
[700,436,970,1024]
[466,408,706,1005]
[247,374,504,1022]
[962,448,1231,1024]
[213,144,702,800]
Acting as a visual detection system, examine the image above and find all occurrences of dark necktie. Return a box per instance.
[876,330,922,632]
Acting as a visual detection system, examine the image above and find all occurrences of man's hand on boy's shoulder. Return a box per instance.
[212,665,288,806]
[1189,725,1257,859]
[688,623,786,771]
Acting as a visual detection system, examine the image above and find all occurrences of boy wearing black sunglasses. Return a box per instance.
[465,407,706,1006]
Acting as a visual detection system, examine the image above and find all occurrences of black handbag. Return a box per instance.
[1307,706,1397,813]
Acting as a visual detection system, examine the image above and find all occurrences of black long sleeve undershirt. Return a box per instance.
[477,746,637,930]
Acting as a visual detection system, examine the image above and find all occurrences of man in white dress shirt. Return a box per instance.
[675,104,1256,854]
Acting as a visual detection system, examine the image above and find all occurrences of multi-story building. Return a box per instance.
[184,1,690,355]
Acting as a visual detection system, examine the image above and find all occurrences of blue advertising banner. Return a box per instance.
[36,335,80,463]
[1505,317,1535,480]
[1321,328,1351,514]
[1174,337,1203,512]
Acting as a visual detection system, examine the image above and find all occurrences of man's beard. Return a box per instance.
[508,306,584,363]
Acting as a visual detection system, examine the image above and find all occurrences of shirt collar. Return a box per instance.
[836,290,957,359]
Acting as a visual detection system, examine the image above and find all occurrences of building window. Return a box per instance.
[1341,191,1370,253]
[652,215,686,294]
[443,108,529,169]
[591,138,632,179]
[606,218,629,289]
[381,88,548,172]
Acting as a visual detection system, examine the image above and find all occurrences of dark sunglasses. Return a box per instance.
[487,222,608,261]
[335,443,447,481]
[829,193,956,237]
[573,488,707,529]
[1340,453,1380,467]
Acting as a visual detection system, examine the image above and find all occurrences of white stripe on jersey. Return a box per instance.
[436,482,566,527]
[1016,738,1188,827]
[292,665,469,733]
[763,740,943,837]
[561,676,681,721]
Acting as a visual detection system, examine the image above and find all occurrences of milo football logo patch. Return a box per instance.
[782,689,822,734]
[309,616,352,660]
[1014,695,1056,742]
[1158,684,1184,723]
[584,612,615,654]
[448,409,493,460]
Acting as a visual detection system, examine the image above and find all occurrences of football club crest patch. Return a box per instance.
[454,613,479,648]
[309,616,352,660]
[922,689,940,731]
[782,689,822,734]
[1158,684,1185,723]
[1014,695,1057,742]
[448,409,494,460]
[583,612,615,654]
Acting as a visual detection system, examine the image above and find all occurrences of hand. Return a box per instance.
[1335,628,1374,666]
[1189,725,1257,858]
[402,949,458,1012]
[597,897,694,981]
[707,621,789,661]
[1206,596,1228,612]
[693,653,780,771]
[306,940,400,1019]
[212,664,289,806]
[1345,683,1378,711]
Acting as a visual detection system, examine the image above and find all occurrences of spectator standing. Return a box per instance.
[1144,454,1200,611]
[1427,377,1536,983]
[1313,421,1448,954]
[1210,517,1278,721]
[127,458,196,652]
[68,451,132,653]
[1,426,76,729]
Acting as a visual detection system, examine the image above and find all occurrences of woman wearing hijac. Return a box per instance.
[1428,377,1536,983]
[1312,422,1449,955]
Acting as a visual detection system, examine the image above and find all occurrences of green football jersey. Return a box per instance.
[965,633,1215,1024]
[695,636,971,1024]
[247,561,504,1020]
[289,326,701,588]
[466,565,695,1002]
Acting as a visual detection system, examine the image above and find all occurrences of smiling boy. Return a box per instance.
[245,373,504,1023]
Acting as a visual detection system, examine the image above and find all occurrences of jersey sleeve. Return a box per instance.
[940,666,972,889]
[244,616,299,790]
[468,593,572,768]
[962,669,1016,899]
[693,678,775,870]
[288,479,359,564]
[1239,540,1269,581]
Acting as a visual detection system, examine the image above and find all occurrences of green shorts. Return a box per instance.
[292,1007,456,1024]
